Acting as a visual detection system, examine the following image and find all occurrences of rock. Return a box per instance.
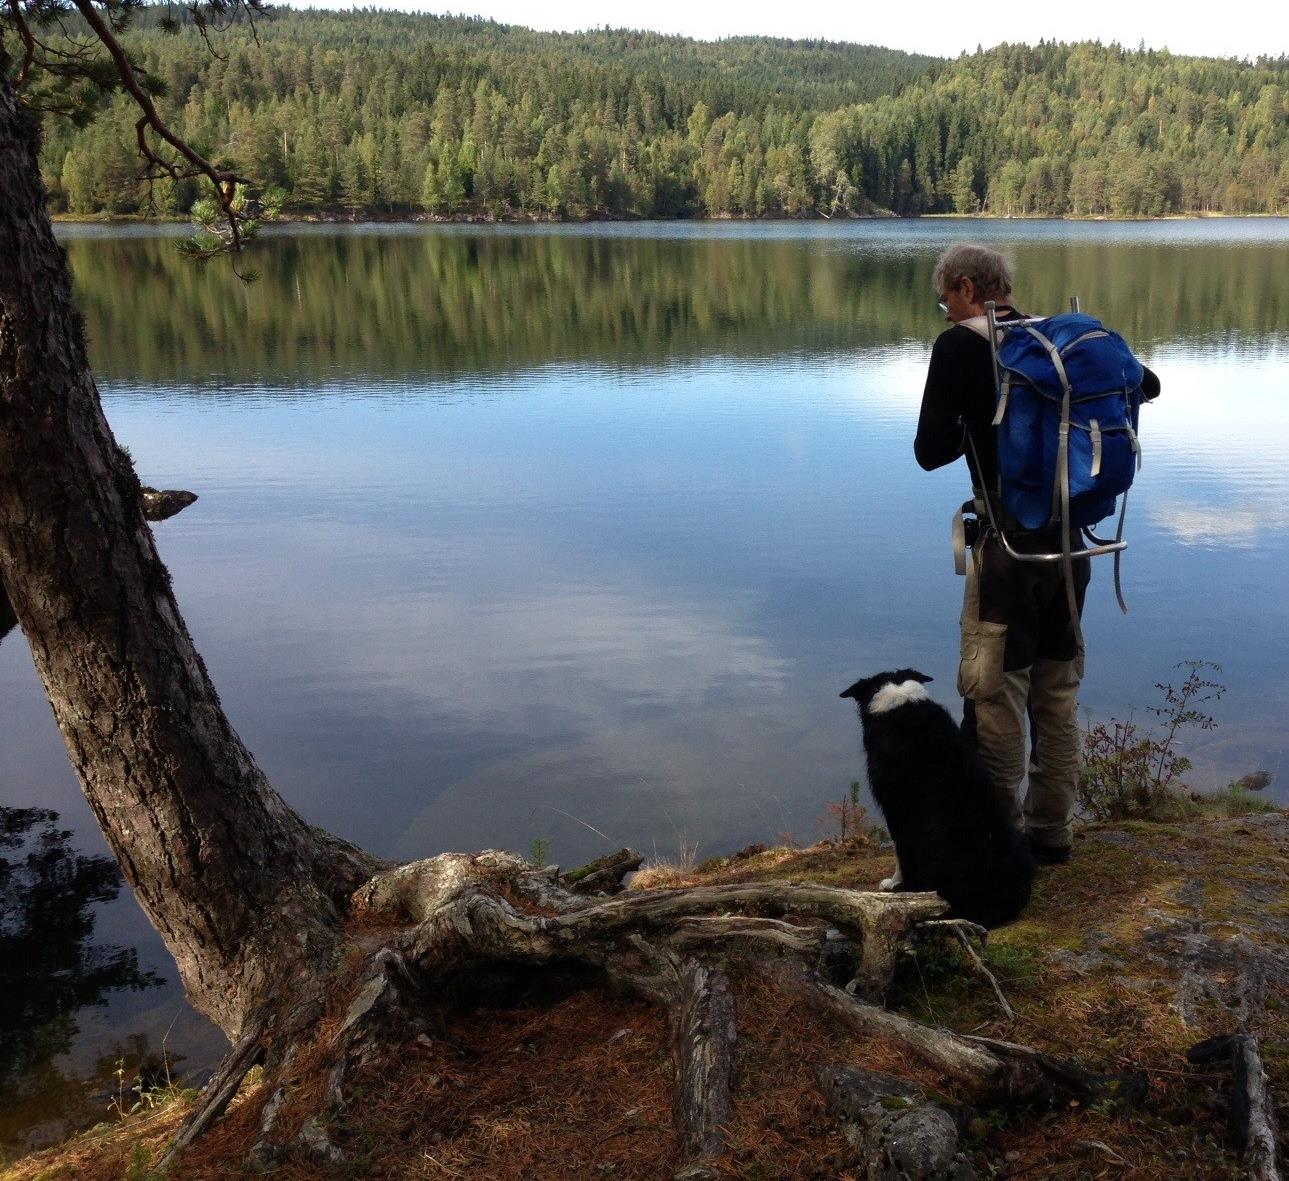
[1236,771,1272,792]
[818,1065,978,1180]
[140,486,198,521]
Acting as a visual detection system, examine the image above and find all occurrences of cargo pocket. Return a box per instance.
[958,619,1008,702]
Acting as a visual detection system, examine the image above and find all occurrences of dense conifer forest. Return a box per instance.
[26,9,1289,218]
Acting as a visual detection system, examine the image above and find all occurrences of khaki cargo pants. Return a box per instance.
[958,533,1090,851]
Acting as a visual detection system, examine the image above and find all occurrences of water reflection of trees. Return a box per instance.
[0,807,164,1151]
[64,232,1287,386]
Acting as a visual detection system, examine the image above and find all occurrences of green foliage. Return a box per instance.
[123,1141,167,1181]
[26,12,1287,219]
[1077,661,1226,822]
[1208,782,1280,818]
[527,836,551,868]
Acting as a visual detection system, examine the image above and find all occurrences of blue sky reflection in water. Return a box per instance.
[1,219,1287,1139]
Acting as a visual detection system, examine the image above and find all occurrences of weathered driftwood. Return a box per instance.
[562,847,645,895]
[1189,1034,1282,1181]
[818,1065,978,1181]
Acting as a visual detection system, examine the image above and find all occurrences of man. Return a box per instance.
[914,243,1159,865]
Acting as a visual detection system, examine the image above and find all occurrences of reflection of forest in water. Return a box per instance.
[64,228,1286,386]
[0,807,166,1152]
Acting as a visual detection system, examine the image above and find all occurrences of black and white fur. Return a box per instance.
[840,668,1034,929]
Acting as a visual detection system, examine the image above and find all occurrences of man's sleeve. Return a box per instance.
[915,331,967,472]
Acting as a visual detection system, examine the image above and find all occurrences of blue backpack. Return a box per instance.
[993,312,1144,533]
[958,303,1146,630]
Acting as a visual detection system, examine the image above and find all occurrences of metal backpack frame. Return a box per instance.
[958,296,1136,647]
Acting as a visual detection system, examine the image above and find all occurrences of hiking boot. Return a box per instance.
[1026,835,1071,866]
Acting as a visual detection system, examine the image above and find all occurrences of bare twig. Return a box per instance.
[952,924,1017,1023]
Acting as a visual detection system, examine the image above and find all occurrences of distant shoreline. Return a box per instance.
[50,210,1288,226]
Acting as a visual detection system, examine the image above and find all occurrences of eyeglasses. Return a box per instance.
[937,299,949,313]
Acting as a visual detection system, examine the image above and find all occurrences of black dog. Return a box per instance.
[840,668,1034,928]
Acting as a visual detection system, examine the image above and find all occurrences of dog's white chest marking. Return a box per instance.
[868,680,931,714]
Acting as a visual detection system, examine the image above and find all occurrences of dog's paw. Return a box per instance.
[878,872,903,892]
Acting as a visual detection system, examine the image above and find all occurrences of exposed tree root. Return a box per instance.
[763,959,1146,1108]
[160,1013,268,1168]
[1189,1034,1282,1181]
[171,849,1148,1175]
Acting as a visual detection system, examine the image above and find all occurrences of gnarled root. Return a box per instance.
[249,947,427,1166]
[160,1012,268,1169]
[766,960,1146,1109]
[169,849,1144,1174]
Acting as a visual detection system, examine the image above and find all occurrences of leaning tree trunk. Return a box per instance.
[0,59,375,1037]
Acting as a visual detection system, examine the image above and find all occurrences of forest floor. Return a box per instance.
[4,811,1285,1180]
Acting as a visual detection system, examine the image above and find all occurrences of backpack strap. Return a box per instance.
[1021,325,1084,651]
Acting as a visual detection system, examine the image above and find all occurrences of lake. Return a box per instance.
[2,218,1287,1147]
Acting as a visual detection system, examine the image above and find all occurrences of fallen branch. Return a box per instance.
[668,959,736,1172]
[1189,1034,1282,1181]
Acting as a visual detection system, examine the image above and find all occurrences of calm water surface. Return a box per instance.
[2,219,1287,1145]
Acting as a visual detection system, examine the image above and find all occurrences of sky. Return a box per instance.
[287,0,1289,61]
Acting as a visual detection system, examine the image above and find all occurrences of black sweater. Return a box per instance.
[915,313,1161,490]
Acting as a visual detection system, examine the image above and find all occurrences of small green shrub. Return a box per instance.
[527,836,552,867]
[123,1142,166,1181]
[1078,661,1224,822]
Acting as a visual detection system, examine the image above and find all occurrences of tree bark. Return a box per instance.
[0,60,376,1037]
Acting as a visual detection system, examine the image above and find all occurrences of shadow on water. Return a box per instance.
[0,806,166,1154]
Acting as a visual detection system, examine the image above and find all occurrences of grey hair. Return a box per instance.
[932,243,1013,302]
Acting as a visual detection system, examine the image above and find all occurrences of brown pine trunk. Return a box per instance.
[0,62,376,1037]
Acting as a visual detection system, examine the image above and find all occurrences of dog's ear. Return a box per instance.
[897,668,934,685]
[839,677,866,700]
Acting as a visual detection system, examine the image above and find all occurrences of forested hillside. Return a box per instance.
[28,10,1288,218]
